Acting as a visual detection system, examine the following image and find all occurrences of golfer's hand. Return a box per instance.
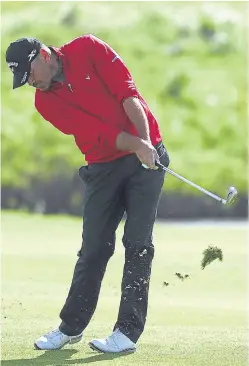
[135,140,159,169]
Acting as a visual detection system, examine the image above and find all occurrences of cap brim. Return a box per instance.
[13,69,30,89]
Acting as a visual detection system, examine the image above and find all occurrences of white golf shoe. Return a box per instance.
[89,329,136,353]
[34,328,83,350]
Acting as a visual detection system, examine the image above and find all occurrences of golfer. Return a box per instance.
[6,35,170,353]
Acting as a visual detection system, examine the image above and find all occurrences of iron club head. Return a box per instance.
[225,186,238,206]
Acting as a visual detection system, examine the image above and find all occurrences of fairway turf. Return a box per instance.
[1,212,248,365]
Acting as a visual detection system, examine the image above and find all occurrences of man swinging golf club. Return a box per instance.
[6,35,170,353]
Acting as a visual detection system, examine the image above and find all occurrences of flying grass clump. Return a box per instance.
[201,245,223,270]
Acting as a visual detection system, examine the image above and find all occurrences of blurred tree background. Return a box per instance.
[1,1,248,218]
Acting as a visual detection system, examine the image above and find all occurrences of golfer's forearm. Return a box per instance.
[116,132,143,152]
[123,97,151,142]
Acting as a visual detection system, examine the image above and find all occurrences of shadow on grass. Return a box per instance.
[2,349,134,365]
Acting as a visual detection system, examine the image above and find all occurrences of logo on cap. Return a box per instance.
[21,72,28,84]
[8,62,19,73]
[28,49,37,61]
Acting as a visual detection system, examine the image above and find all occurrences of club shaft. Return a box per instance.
[158,163,226,204]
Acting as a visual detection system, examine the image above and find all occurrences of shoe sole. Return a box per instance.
[89,342,136,354]
[34,335,82,351]
[34,341,70,350]
[34,343,42,350]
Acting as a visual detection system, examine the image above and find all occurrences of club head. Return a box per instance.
[226,186,238,206]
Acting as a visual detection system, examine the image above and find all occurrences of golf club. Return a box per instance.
[154,161,238,206]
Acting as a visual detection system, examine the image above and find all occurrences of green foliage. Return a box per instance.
[1,2,247,194]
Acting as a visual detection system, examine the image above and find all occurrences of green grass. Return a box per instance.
[1,212,248,365]
[1,1,248,195]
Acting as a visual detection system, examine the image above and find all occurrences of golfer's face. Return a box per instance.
[28,57,52,91]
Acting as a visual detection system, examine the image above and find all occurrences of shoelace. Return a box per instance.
[47,329,65,341]
[107,330,121,349]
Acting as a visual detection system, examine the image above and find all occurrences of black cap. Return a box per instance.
[6,37,42,89]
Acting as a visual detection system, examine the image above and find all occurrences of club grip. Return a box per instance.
[155,161,165,171]
[142,161,165,171]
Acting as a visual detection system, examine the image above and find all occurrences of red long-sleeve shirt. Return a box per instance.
[35,34,162,163]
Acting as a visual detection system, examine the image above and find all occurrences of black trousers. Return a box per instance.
[59,142,170,343]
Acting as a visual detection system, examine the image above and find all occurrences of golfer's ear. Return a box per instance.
[40,48,50,63]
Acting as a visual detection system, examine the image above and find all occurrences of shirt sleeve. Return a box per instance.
[88,35,139,103]
[35,92,120,150]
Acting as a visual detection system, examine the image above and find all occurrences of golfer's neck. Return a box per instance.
[50,52,61,77]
